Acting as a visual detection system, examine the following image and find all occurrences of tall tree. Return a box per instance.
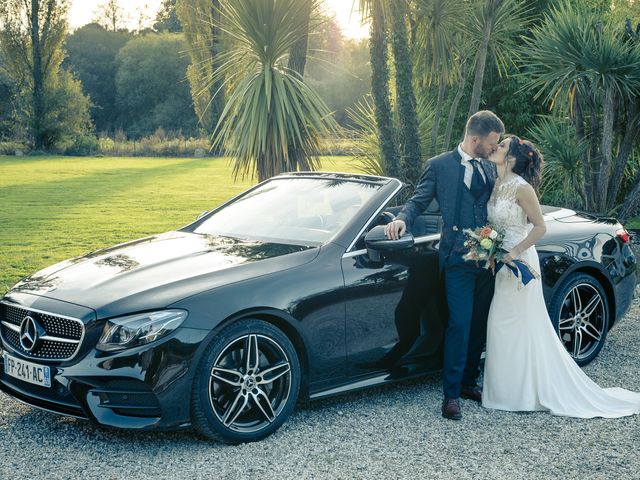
[65,23,131,133]
[467,0,529,117]
[524,1,640,218]
[390,0,422,185]
[210,0,337,181]
[285,0,312,170]
[115,33,198,137]
[287,1,312,77]
[154,0,182,33]
[93,0,127,32]
[414,0,468,154]
[359,0,399,179]
[177,0,224,134]
[0,0,90,150]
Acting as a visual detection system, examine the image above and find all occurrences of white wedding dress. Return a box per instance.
[482,175,640,417]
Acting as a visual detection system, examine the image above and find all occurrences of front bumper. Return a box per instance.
[0,327,209,431]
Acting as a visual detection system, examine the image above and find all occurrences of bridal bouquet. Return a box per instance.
[462,224,538,286]
[461,225,505,269]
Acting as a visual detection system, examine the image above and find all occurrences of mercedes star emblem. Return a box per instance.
[19,316,41,352]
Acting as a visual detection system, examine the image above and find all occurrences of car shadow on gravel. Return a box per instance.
[1,371,443,447]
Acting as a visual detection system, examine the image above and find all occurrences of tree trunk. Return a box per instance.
[444,60,468,151]
[468,1,495,117]
[607,98,639,207]
[596,84,615,211]
[587,102,600,211]
[286,1,311,171]
[430,81,446,156]
[390,0,421,185]
[571,89,586,142]
[31,0,45,149]
[287,1,310,78]
[569,91,589,207]
[369,0,399,179]
[208,0,224,150]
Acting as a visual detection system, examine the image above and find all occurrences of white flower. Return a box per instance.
[489,230,498,240]
[480,238,493,250]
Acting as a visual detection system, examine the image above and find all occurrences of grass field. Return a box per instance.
[0,155,360,294]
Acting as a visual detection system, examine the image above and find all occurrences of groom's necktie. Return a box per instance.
[469,159,486,198]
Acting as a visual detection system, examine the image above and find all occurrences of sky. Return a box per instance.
[67,0,369,38]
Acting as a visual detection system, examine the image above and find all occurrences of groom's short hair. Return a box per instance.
[465,110,505,138]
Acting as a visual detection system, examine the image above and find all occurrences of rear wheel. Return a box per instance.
[191,319,300,443]
[548,273,609,366]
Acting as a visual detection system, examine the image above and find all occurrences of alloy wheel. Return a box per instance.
[556,282,607,363]
[208,333,292,433]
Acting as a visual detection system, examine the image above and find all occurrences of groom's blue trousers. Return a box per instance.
[442,261,495,399]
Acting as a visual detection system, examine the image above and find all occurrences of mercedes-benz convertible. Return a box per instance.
[1,172,636,443]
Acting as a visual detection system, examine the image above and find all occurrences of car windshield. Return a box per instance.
[194,177,382,246]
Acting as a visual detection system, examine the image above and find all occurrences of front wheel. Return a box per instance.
[191,319,300,444]
[548,273,609,366]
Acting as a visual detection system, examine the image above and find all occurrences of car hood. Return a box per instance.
[5,231,319,318]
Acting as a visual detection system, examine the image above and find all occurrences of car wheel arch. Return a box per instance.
[544,260,616,329]
[191,308,311,400]
[189,317,302,443]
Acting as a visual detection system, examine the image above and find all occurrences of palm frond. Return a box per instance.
[208,0,337,181]
[527,115,589,208]
[346,95,385,176]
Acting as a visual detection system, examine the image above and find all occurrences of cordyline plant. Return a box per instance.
[210,0,337,182]
[523,0,640,219]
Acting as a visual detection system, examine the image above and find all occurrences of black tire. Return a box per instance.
[548,273,609,366]
[191,319,300,444]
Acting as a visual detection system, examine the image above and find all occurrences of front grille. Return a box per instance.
[0,302,84,361]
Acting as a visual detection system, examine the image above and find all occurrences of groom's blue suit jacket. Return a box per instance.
[396,149,496,266]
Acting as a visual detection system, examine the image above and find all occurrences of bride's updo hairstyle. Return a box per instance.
[507,135,544,193]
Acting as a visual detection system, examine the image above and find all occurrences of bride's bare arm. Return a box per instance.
[503,184,547,263]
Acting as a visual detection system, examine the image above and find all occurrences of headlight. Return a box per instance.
[96,309,188,352]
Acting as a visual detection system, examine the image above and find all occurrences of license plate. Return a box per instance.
[3,353,51,388]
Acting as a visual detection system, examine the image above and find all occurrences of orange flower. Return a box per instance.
[480,226,492,238]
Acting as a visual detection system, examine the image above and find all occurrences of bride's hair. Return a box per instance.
[507,136,544,193]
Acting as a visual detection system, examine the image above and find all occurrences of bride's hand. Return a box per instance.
[503,249,518,264]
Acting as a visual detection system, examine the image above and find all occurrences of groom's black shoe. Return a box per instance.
[460,385,482,403]
[441,398,462,420]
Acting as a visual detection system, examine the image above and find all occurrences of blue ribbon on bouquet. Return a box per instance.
[496,259,540,287]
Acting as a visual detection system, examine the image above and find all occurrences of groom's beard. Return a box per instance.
[473,145,493,159]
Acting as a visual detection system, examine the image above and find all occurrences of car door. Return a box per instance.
[340,205,446,378]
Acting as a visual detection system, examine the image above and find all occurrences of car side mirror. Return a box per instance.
[364,225,415,262]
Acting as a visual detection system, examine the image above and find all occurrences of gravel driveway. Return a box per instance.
[1,287,639,480]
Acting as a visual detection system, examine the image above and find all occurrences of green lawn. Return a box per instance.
[0,155,360,294]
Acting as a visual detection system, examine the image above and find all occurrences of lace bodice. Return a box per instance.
[487,175,531,250]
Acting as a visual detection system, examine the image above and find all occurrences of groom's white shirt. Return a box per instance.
[457,144,487,189]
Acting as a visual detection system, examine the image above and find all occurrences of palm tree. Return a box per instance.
[389,0,422,185]
[523,1,640,216]
[467,0,529,117]
[358,0,400,179]
[209,0,337,182]
[177,0,224,135]
[413,0,468,154]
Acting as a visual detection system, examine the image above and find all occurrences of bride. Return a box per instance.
[482,135,640,417]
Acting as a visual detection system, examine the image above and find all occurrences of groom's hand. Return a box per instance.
[384,219,406,240]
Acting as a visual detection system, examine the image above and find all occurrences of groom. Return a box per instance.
[385,110,504,420]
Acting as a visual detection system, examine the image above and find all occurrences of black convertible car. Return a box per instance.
[0,173,636,443]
